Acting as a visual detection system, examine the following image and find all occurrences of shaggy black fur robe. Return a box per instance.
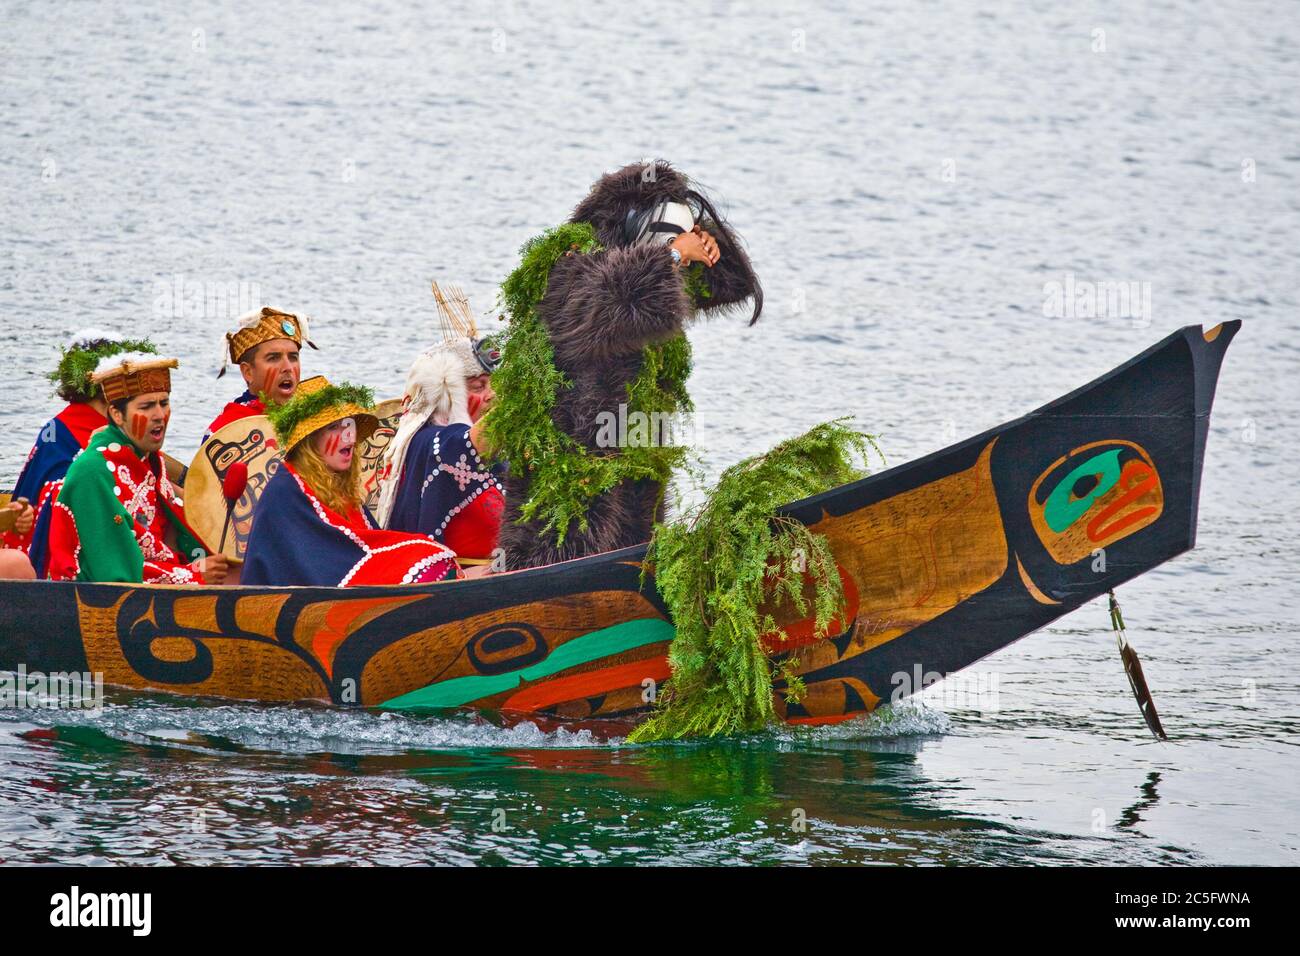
[498,160,762,571]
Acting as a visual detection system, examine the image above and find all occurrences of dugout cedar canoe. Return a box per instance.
[0,323,1238,727]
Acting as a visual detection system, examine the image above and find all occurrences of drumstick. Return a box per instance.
[217,462,249,554]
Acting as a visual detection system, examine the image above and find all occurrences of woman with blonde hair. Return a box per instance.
[241,377,459,587]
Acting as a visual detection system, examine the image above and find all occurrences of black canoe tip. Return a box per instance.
[1190,319,1242,359]
[1200,319,1241,344]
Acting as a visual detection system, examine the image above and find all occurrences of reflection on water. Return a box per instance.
[0,697,1207,865]
[1115,772,1162,832]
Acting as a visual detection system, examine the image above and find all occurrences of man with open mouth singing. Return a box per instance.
[204,306,318,441]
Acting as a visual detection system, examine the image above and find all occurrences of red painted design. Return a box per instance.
[501,655,672,713]
[784,712,859,727]
[1087,458,1160,542]
[759,564,859,653]
[313,597,422,678]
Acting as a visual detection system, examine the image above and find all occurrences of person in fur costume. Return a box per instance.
[490,160,762,572]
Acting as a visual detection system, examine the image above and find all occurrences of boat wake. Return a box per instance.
[774,701,953,743]
[0,690,952,756]
[0,697,606,754]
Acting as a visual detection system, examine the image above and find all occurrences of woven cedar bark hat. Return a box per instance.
[222,307,315,369]
[267,375,379,454]
[90,353,179,402]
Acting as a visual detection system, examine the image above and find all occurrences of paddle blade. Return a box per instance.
[1120,641,1168,740]
[222,461,249,503]
[1108,590,1168,741]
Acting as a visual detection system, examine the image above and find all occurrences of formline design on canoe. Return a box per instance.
[0,322,1239,731]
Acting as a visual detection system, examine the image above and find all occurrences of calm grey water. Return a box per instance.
[1,0,1297,865]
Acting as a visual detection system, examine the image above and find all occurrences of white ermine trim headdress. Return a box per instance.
[69,328,125,349]
[91,351,165,378]
[374,283,486,528]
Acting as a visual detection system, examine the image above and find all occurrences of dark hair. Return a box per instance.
[107,397,130,427]
[686,188,763,326]
[239,339,303,366]
[570,160,763,325]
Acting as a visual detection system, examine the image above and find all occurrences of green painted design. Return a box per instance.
[377,617,675,710]
[1043,449,1123,533]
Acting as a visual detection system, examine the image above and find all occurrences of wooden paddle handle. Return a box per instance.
[164,453,188,489]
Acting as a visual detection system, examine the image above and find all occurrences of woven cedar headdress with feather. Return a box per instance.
[217,307,317,377]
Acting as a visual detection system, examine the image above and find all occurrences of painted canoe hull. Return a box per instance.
[0,323,1238,727]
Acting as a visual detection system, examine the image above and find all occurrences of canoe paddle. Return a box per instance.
[163,452,188,489]
[217,462,249,555]
[0,496,22,534]
[1108,589,1168,740]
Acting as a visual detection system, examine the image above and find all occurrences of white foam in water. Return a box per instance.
[0,699,608,753]
[0,694,952,753]
[775,701,953,742]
